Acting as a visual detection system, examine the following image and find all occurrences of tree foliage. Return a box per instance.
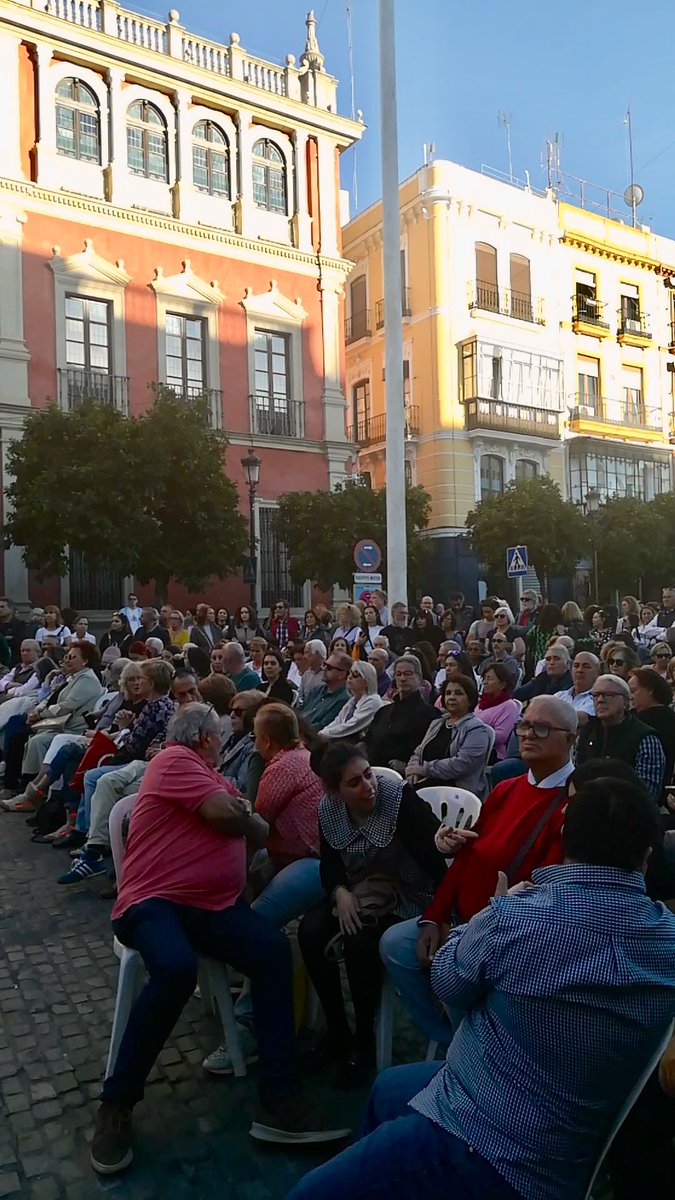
[465,476,589,584]
[275,481,432,591]
[591,497,659,593]
[4,390,248,601]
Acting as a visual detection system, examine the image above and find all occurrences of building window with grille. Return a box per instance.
[253,329,291,435]
[56,78,100,163]
[577,356,600,417]
[192,121,230,197]
[165,313,206,397]
[510,254,532,321]
[351,379,370,440]
[622,365,644,423]
[574,269,599,322]
[259,506,303,610]
[620,283,641,328]
[515,459,538,481]
[126,100,168,181]
[480,454,504,501]
[62,295,112,407]
[252,139,287,213]
[475,243,498,311]
[461,341,477,401]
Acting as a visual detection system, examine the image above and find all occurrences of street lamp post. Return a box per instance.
[586,486,602,604]
[241,447,261,609]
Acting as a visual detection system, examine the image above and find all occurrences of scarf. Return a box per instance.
[478,688,513,711]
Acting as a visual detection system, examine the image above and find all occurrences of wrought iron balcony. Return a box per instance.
[348,405,420,447]
[572,293,610,330]
[468,281,543,324]
[464,398,559,438]
[58,368,129,414]
[160,384,223,429]
[345,311,372,344]
[374,288,412,330]
[568,394,662,431]
[249,395,305,439]
[617,310,652,341]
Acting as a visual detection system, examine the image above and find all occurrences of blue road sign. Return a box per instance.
[506,545,529,577]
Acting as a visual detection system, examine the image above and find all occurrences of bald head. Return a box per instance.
[517,695,577,781]
[572,651,601,694]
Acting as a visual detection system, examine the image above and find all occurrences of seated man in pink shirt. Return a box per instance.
[90,702,348,1177]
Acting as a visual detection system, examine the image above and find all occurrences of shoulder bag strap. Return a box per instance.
[504,786,567,884]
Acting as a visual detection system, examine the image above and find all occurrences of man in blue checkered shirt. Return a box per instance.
[287,775,675,1200]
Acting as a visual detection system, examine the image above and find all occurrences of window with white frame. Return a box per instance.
[515,459,538,481]
[192,121,230,197]
[126,100,168,181]
[62,295,119,408]
[480,454,504,500]
[253,329,293,436]
[56,78,100,163]
[252,139,286,213]
[165,314,206,397]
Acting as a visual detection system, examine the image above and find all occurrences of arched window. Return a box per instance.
[126,100,168,181]
[192,121,229,197]
[55,78,100,163]
[480,454,504,501]
[510,253,532,320]
[515,459,538,482]
[475,242,498,312]
[252,138,286,214]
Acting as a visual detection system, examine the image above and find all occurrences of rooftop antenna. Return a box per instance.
[544,133,562,192]
[498,111,513,181]
[623,108,644,228]
[422,141,435,166]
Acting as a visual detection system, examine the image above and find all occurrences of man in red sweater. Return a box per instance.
[379,695,577,1045]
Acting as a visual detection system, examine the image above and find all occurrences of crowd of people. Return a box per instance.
[1,583,675,1199]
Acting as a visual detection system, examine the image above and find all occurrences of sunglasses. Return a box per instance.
[609,658,626,666]
[654,652,671,659]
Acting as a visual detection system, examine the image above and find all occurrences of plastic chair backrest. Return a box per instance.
[374,766,403,782]
[483,725,496,760]
[583,1019,674,1199]
[109,791,138,880]
[417,786,482,829]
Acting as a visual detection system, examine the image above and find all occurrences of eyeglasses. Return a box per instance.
[515,720,570,739]
[198,704,215,737]
[592,690,625,700]
[654,652,671,660]
[609,658,627,667]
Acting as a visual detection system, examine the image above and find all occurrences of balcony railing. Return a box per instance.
[464,398,559,438]
[249,395,305,439]
[374,288,412,330]
[617,311,652,340]
[160,384,223,429]
[348,405,420,447]
[572,293,609,328]
[345,312,372,344]
[469,281,543,324]
[568,394,662,430]
[57,368,129,414]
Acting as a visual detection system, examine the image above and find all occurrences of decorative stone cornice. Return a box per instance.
[150,259,224,304]
[0,177,353,277]
[240,279,307,321]
[47,238,130,285]
[561,230,675,274]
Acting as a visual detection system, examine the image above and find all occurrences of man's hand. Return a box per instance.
[26,709,42,725]
[659,1035,675,1099]
[405,764,426,785]
[493,870,533,898]
[416,923,441,965]
[334,887,362,936]
[435,826,478,856]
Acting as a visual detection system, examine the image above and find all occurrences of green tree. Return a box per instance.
[591,497,660,595]
[275,480,432,591]
[465,476,589,588]
[646,493,675,587]
[4,391,248,603]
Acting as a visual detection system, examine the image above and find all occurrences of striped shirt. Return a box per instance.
[410,864,675,1200]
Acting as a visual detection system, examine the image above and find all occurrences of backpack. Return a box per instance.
[30,793,67,839]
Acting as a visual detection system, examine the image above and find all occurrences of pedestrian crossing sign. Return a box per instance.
[506,545,528,577]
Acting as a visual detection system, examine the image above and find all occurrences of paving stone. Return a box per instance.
[31,1083,58,1103]
[32,1101,63,1121]
[28,1179,62,1200]
[0,1173,22,1196]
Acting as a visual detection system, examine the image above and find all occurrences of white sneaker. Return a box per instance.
[202,1025,258,1075]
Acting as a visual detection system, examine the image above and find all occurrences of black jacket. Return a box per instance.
[381,623,414,657]
[0,615,27,665]
[365,690,436,767]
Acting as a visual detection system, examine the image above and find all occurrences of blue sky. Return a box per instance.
[175,0,675,235]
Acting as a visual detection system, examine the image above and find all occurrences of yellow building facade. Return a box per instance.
[342,160,675,598]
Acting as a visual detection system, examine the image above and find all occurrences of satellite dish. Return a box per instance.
[624,183,644,208]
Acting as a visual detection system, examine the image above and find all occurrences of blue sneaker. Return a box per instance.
[57,855,108,888]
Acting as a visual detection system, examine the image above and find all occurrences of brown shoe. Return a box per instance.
[90,1102,133,1174]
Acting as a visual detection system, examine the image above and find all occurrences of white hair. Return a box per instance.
[305,639,327,660]
[146,637,164,654]
[166,701,220,746]
[349,660,378,695]
[494,605,515,624]
[528,694,578,733]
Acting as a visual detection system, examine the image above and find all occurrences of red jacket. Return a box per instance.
[269,616,300,647]
[423,775,566,925]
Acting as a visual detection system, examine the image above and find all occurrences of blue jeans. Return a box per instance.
[379,919,455,1045]
[285,1063,520,1200]
[103,895,299,1110]
[75,763,119,833]
[235,857,324,1027]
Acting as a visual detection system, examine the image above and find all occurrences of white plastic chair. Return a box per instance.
[374,766,403,782]
[583,1020,674,1199]
[105,791,247,1079]
[416,786,482,830]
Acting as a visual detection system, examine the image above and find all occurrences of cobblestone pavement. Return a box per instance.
[0,813,430,1200]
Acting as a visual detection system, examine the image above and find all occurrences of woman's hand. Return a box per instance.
[334,887,362,936]
[434,826,479,856]
[405,764,426,785]
[114,709,134,729]
[493,870,533,898]
[415,923,441,966]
